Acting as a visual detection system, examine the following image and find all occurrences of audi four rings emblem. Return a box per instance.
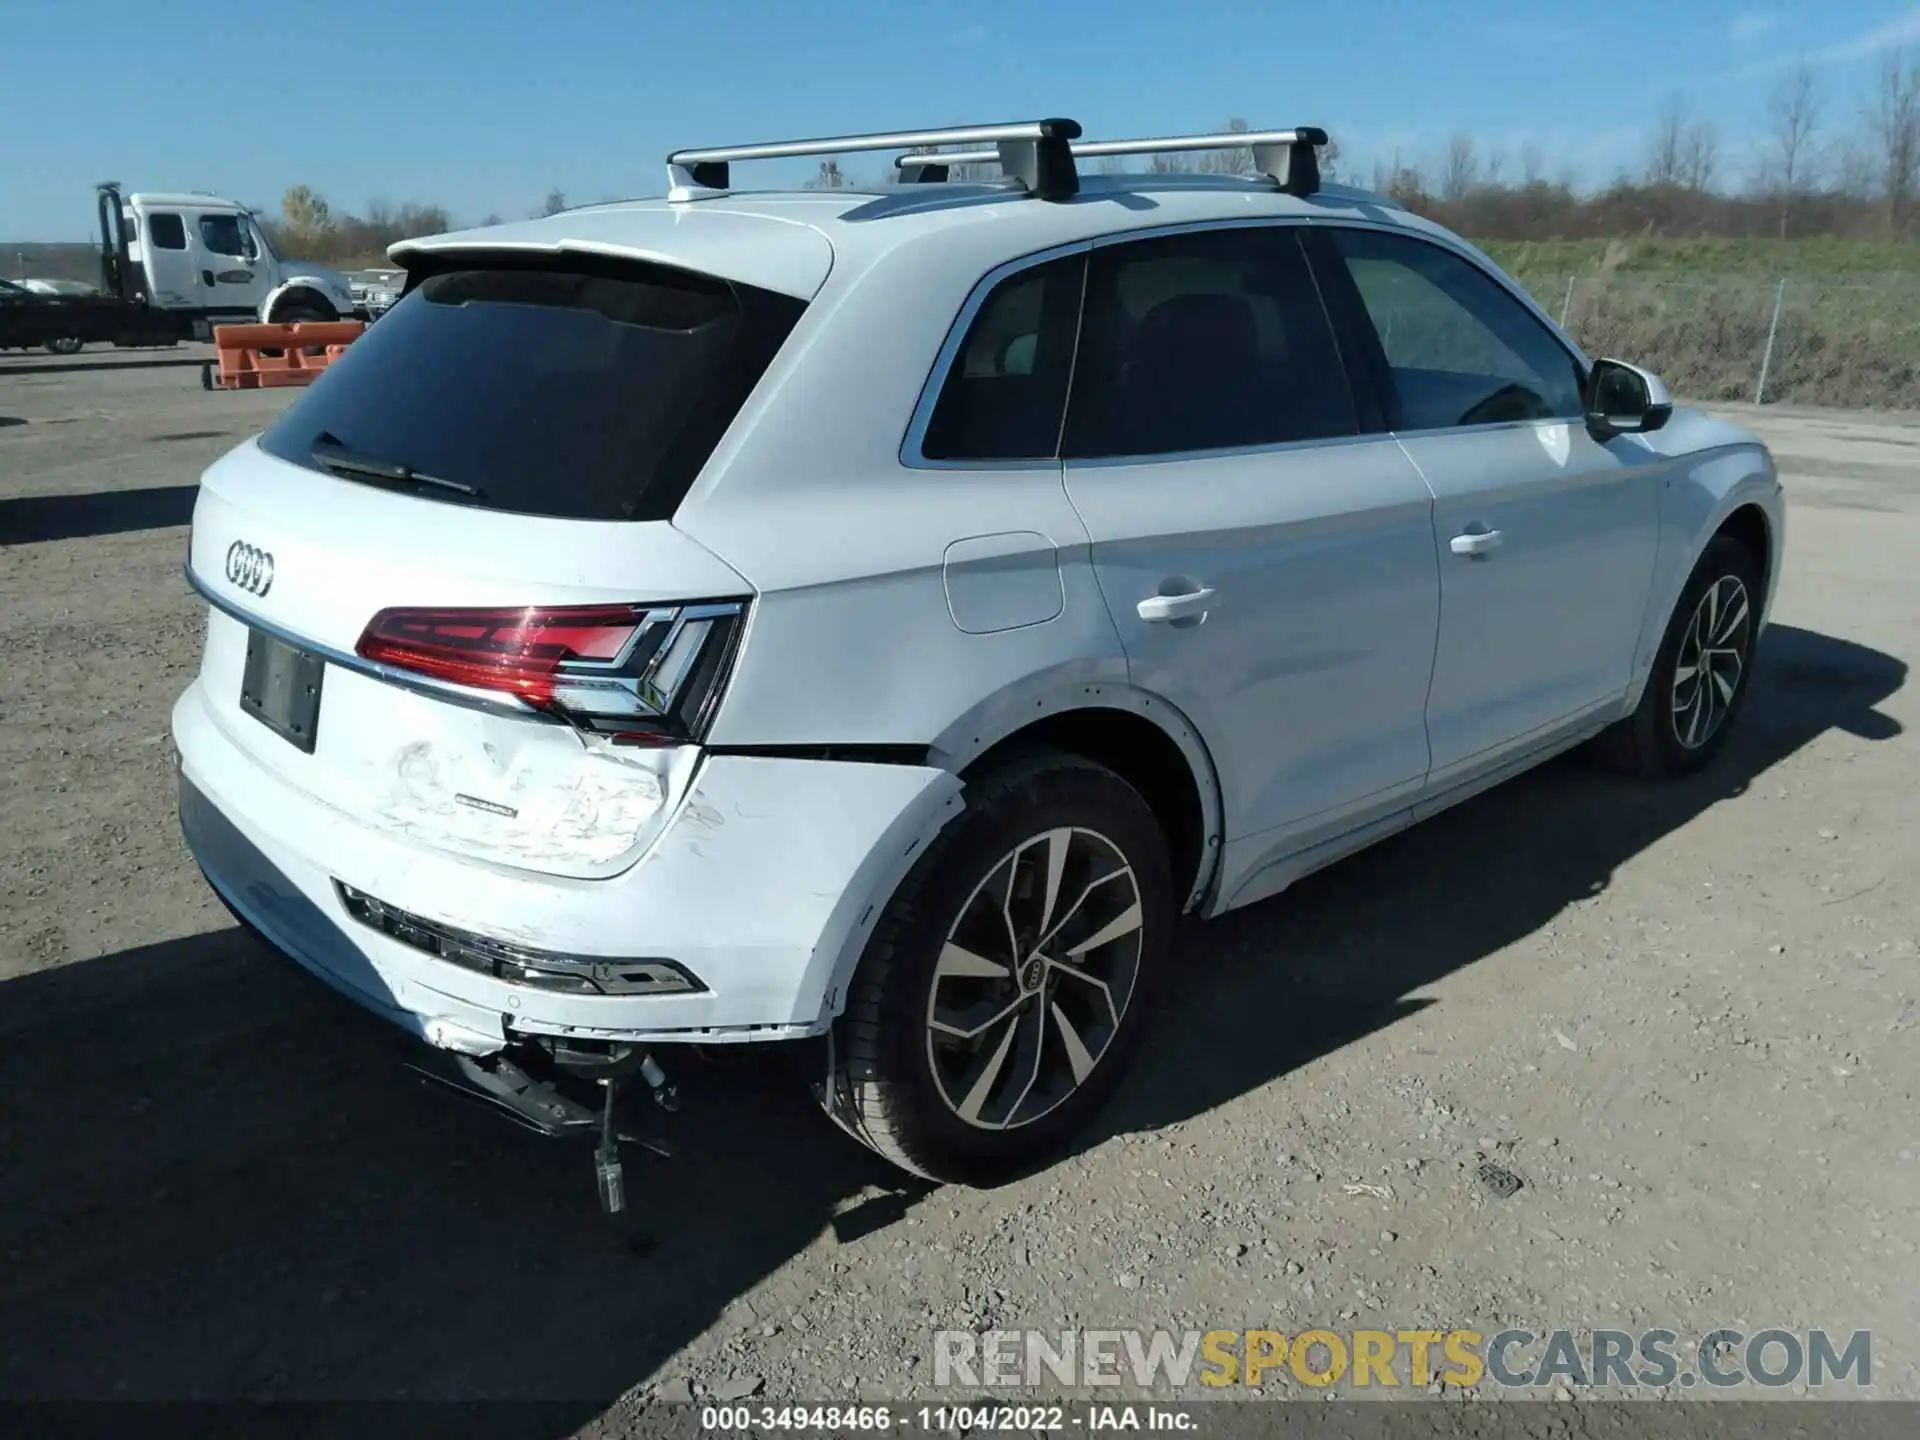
[225,541,275,597]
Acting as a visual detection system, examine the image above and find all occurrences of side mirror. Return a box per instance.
[1585,358,1673,441]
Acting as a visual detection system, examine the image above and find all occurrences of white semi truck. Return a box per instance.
[93,182,366,339]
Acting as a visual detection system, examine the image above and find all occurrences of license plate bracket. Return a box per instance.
[240,629,325,753]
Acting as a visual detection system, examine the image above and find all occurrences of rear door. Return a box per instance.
[186,251,811,877]
[1060,223,1441,863]
[137,209,198,309]
[1311,226,1662,780]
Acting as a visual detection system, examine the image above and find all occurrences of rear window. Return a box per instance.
[147,213,186,250]
[258,258,806,521]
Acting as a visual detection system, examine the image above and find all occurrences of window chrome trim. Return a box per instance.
[899,238,1093,472]
[1062,427,1401,471]
[182,563,560,725]
[900,212,1593,472]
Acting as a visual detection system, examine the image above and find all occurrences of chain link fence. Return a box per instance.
[1510,272,1920,411]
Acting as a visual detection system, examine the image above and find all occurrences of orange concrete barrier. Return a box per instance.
[206,320,365,390]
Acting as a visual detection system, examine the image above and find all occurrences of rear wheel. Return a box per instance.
[43,336,84,355]
[830,752,1173,1185]
[1601,534,1761,778]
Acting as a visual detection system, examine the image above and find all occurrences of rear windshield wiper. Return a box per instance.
[310,434,484,499]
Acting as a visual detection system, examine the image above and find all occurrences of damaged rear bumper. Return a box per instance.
[172,679,963,1054]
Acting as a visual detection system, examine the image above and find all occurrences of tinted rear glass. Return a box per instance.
[258,259,805,521]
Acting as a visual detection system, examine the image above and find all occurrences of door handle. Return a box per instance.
[1136,587,1216,623]
[1450,528,1504,558]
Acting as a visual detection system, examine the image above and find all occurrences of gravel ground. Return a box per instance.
[2,350,1916,1428]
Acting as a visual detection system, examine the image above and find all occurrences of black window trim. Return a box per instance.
[900,238,1094,472]
[1301,220,1594,440]
[903,217,1394,471]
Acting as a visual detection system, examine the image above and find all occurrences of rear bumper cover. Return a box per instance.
[173,679,962,1050]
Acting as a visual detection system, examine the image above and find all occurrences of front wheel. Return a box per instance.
[1601,534,1762,778]
[829,752,1174,1185]
[44,336,84,355]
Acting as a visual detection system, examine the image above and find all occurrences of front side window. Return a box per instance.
[1327,228,1584,431]
[1065,226,1356,459]
[920,251,1086,462]
[146,212,187,250]
[199,213,248,257]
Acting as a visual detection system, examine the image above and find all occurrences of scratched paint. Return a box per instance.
[371,735,677,871]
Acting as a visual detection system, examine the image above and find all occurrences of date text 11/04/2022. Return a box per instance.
[699,1407,1195,1432]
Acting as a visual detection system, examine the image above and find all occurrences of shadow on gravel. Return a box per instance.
[0,625,1900,1431]
[0,484,197,544]
[0,353,199,377]
[1092,622,1906,1150]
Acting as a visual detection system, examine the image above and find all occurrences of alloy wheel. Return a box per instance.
[1671,575,1752,750]
[924,827,1144,1131]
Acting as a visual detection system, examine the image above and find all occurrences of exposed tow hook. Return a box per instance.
[594,1052,678,1215]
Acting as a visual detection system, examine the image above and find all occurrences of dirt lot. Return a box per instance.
[2,348,1916,1426]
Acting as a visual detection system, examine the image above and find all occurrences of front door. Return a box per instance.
[190,210,271,318]
[1313,226,1662,780]
[1060,223,1441,861]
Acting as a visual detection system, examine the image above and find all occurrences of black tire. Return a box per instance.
[1599,533,1762,779]
[274,301,331,325]
[830,750,1174,1185]
[43,336,84,355]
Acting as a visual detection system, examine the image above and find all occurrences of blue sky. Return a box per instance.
[5,0,1919,238]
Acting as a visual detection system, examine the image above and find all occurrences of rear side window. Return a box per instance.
[920,252,1085,462]
[258,259,805,521]
[147,213,186,250]
[1065,226,1356,459]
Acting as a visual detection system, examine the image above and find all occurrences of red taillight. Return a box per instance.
[356,599,748,737]
[357,605,641,703]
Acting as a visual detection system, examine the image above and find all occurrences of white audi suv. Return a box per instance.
[172,119,1784,1191]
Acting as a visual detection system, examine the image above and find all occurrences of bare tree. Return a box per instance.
[1866,48,1920,228]
[1199,117,1255,177]
[1440,133,1480,201]
[1520,141,1546,188]
[541,187,567,216]
[1646,93,1691,186]
[1764,60,1822,234]
[1680,118,1719,191]
[805,160,848,190]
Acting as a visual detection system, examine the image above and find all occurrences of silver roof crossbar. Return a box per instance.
[667,118,1083,202]
[894,126,1330,197]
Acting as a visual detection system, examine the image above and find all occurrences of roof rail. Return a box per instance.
[667,119,1083,203]
[894,126,1330,198]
